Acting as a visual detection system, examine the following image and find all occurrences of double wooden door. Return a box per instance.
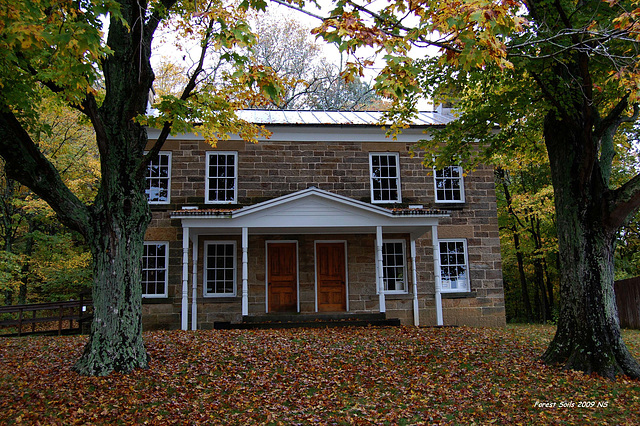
[316,242,347,312]
[267,241,347,313]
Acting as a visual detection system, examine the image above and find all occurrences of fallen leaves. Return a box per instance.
[0,325,638,425]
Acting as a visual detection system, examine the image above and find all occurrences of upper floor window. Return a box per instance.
[370,153,401,203]
[206,152,237,204]
[439,239,469,292]
[146,152,171,204]
[434,166,465,203]
[142,242,169,298]
[382,240,407,293]
[204,241,237,297]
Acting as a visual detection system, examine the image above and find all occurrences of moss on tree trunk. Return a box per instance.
[542,112,640,380]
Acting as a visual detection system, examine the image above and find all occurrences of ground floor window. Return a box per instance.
[382,240,407,293]
[142,242,169,298]
[439,239,469,292]
[204,241,237,297]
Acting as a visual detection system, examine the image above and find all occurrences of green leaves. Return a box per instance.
[0,0,116,116]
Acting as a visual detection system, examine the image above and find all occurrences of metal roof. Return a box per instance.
[236,110,454,126]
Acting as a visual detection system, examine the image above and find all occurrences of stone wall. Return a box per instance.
[141,132,506,330]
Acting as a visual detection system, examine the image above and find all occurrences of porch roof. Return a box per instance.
[171,187,449,238]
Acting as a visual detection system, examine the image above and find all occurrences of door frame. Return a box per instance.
[314,240,349,312]
[265,240,300,313]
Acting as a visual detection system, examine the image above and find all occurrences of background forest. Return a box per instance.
[1,10,639,324]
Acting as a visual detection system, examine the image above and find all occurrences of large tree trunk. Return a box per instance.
[72,186,150,375]
[72,3,156,374]
[542,112,640,379]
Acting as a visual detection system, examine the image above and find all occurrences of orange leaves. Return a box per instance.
[1,325,639,424]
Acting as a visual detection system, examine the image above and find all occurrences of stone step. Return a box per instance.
[214,317,401,330]
[241,312,387,324]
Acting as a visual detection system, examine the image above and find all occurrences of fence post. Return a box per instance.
[58,305,63,336]
[18,308,23,337]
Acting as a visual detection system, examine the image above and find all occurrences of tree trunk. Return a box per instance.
[542,112,640,379]
[72,170,151,376]
[70,3,156,376]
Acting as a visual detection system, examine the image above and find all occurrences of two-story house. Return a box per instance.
[142,110,506,330]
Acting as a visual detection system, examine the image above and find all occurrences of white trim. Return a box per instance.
[369,152,402,204]
[181,229,189,330]
[434,166,465,204]
[145,151,172,204]
[174,187,447,239]
[313,240,349,313]
[205,151,238,204]
[410,238,419,326]
[146,122,444,144]
[432,226,443,325]
[439,238,470,292]
[380,239,409,294]
[141,241,169,298]
[191,236,198,330]
[241,228,249,316]
[265,240,300,313]
[376,227,386,313]
[203,240,238,297]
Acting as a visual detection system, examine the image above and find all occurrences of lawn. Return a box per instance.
[1,325,639,425]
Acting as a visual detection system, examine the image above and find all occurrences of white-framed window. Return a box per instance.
[382,240,408,293]
[145,152,171,204]
[142,242,169,298]
[205,152,238,204]
[204,241,237,297]
[369,152,402,203]
[434,166,465,203]
[439,239,469,292]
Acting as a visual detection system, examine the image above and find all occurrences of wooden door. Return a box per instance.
[316,242,347,312]
[267,242,297,312]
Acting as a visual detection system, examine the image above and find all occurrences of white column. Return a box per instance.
[241,227,249,316]
[191,236,198,331]
[432,225,443,326]
[376,226,386,313]
[181,226,189,331]
[411,238,419,326]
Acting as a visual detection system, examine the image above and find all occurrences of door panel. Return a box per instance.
[317,242,347,312]
[268,243,297,312]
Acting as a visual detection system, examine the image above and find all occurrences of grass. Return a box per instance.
[0,324,639,425]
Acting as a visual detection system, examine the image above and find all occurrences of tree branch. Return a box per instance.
[0,110,91,237]
[139,10,215,176]
[607,172,640,229]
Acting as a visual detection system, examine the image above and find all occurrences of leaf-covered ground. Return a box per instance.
[1,325,639,425]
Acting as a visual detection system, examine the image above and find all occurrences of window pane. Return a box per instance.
[434,166,463,202]
[371,154,401,203]
[382,241,406,292]
[206,242,236,296]
[145,153,171,203]
[142,242,168,297]
[439,240,468,292]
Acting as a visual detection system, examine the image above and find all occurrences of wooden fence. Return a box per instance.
[0,295,93,337]
[615,277,640,330]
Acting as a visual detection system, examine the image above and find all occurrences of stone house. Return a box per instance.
[142,110,506,330]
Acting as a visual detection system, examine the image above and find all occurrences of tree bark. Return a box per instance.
[73,188,150,375]
[542,112,640,379]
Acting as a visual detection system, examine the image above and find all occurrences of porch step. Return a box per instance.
[213,312,401,330]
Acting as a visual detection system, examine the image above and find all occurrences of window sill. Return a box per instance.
[142,297,170,304]
[441,291,476,299]
[202,296,241,303]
